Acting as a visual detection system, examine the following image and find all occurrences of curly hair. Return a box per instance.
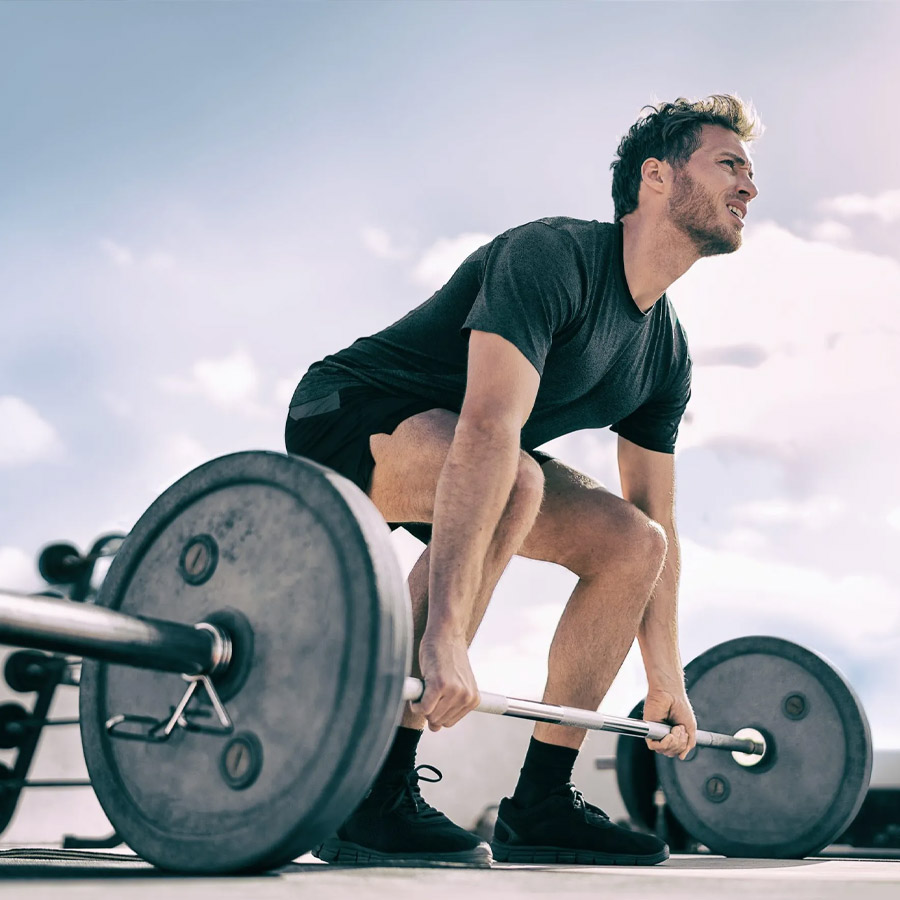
[610,94,763,222]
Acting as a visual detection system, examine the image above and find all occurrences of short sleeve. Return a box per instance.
[611,353,692,454]
[462,223,583,376]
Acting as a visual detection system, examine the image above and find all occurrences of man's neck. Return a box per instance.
[620,214,700,313]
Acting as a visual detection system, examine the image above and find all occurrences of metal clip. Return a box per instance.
[105,673,233,743]
[104,714,171,743]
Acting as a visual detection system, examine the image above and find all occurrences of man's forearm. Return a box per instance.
[425,421,522,639]
[637,518,684,689]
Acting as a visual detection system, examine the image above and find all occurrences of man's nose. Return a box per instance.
[740,175,759,202]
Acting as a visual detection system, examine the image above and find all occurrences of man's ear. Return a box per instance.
[640,157,671,197]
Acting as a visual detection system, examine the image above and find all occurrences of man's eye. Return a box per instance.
[721,159,736,168]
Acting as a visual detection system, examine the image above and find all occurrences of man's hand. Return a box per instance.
[412,635,480,731]
[643,686,697,760]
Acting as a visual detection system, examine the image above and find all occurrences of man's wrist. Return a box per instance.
[422,620,467,646]
[646,669,686,693]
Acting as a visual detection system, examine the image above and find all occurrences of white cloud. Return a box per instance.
[810,219,853,244]
[0,546,41,592]
[733,495,844,530]
[99,238,134,267]
[674,222,900,455]
[361,226,409,261]
[100,391,135,420]
[162,433,209,469]
[412,232,492,291]
[145,433,211,495]
[0,396,63,467]
[820,188,900,224]
[718,526,770,555]
[146,251,176,271]
[679,537,900,650]
[99,238,175,270]
[274,376,299,407]
[160,349,261,411]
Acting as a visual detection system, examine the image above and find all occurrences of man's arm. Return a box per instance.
[617,435,696,758]
[415,329,540,730]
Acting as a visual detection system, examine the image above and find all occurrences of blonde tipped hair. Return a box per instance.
[611,94,764,221]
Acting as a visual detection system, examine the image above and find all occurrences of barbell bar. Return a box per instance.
[0,590,765,757]
[400,678,765,755]
[0,590,230,677]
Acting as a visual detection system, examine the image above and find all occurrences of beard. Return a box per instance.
[667,168,742,257]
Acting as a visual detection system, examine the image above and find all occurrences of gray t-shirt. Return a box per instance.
[291,218,692,454]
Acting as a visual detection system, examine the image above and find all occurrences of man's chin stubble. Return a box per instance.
[687,224,741,257]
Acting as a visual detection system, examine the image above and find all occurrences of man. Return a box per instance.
[285,94,761,867]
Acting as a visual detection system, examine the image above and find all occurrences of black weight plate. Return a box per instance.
[80,451,411,874]
[4,650,56,693]
[656,636,872,858]
[0,703,30,749]
[0,762,18,834]
[38,542,83,585]
[615,701,691,851]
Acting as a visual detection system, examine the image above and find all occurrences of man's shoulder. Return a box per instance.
[496,217,616,262]
[505,216,612,241]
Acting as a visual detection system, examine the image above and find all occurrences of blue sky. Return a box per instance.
[2,2,900,836]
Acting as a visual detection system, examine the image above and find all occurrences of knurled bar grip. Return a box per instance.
[0,590,228,676]
[402,676,766,757]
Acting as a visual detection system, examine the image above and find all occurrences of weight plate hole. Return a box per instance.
[782,692,809,721]
[220,732,263,790]
[178,535,219,586]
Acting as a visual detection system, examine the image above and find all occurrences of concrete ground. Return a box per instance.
[1,850,899,900]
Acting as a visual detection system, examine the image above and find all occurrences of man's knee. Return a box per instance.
[615,505,668,586]
[572,502,667,582]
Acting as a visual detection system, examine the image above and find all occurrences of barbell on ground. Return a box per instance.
[0,451,873,873]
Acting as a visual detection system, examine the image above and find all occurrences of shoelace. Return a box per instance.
[563,783,610,821]
[380,764,444,817]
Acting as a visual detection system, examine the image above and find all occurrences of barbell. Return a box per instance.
[0,451,873,872]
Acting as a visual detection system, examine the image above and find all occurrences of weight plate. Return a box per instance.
[0,762,19,834]
[38,542,83,585]
[0,703,30,749]
[656,636,872,858]
[80,451,411,874]
[4,650,57,694]
[614,701,692,851]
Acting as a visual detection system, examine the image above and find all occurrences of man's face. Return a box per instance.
[666,124,758,257]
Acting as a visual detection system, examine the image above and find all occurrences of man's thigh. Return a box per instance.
[367,409,458,523]
[518,458,654,576]
[368,409,552,527]
[286,385,436,495]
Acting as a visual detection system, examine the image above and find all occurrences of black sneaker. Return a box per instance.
[491,783,669,865]
[314,764,492,867]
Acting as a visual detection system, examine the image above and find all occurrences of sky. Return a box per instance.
[2,0,900,838]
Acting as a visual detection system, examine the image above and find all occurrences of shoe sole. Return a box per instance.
[314,838,493,868]
[491,841,669,866]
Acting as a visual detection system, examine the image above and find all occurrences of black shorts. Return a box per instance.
[284,383,554,543]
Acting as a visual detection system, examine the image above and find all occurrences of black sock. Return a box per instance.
[375,726,422,782]
[512,737,579,808]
